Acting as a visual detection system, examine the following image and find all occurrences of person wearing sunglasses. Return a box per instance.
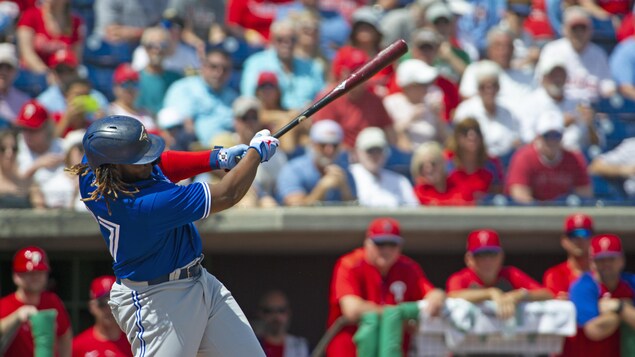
[506,111,592,204]
[108,63,158,134]
[255,289,309,357]
[326,217,445,356]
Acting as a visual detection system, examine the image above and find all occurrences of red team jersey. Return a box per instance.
[226,0,293,40]
[326,248,435,357]
[0,292,71,357]
[72,326,132,357]
[543,261,582,296]
[446,266,545,292]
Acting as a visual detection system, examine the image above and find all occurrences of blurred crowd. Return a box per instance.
[1,0,635,210]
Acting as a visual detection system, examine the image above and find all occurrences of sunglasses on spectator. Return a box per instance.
[418,43,437,51]
[570,24,589,32]
[373,241,400,248]
[274,36,297,44]
[472,251,500,258]
[0,145,17,153]
[365,147,385,155]
[240,111,259,122]
[317,142,339,149]
[0,63,14,71]
[260,306,288,315]
[542,131,563,140]
[458,127,481,136]
[433,17,451,26]
[144,41,169,51]
[205,62,231,73]
[478,82,499,91]
[119,80,139,89]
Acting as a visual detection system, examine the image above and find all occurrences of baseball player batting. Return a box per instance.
[68,116,279,356]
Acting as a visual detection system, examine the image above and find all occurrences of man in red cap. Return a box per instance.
[565,234,635,356]
[446,229,553,319]
[543,213,594,299]
[0,246,72,357]
[72,275,132,357]
[326,217,445,356]
[109,63,158,133]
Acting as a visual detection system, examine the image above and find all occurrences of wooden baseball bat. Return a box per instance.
[273,39,409,139]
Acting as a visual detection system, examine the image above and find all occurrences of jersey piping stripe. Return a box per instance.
[132,291,147,356]
[98,216,121,262]
[201,182,211,219]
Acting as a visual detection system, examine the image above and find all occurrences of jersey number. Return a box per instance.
[98,217,121,262]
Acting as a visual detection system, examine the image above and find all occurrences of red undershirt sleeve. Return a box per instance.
[157,150,213,183]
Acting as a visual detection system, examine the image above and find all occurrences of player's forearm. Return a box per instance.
[448,288,498,303]
[210,150,259,213]
[525,288,554,301]
[588,159,630,178]
[618,84,635,101]
[339,295,382,323]
[584,313,620,341]
[57,329,72,357]
[619,302,635,330]
[0,310,23,335]
[509,185,534,204]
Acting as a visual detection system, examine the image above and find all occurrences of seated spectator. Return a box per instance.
[92,0,168,45]
[379,0,428,48]
[455,0,507,55]
[566,234,635,357]
[313,47,396,150]
[255,289,309,357]
[163,48,237,144]
[0,43,29,128]
[73,275,132,356]
[454,60,522,162]
[506,111,592,204]
[16,0,84,74]
[226,0,294,44]
[350,127,418,208]
[609,32,635,101]
[445,118,504,197]
[411,141,471,206]
[543,213,594,299]
[0,128,39,209]
[276,119,355,206]
[517,55,598,152]
[41,131,84,209]
[459,27,535,108]
[383,59,446,153]
[588,136,635,198]
[425,1,471,81]
[132,27,182,116]
[156,107,197,152]
[36,49,109,116]
[54,77,103,138]
[240,19,325,111]
[536,6,614,103]
[162,0,225,57]
[499,0,541,70]
[446,229,554,319]
[108,64,158,134]
[289,10,326,69]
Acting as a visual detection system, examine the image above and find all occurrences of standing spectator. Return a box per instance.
[447,229,553,319]
[241,19,325,111]
[164,48,237,144]
[543,213,594,299]
[0,128,39,208]
[72,275,132,357]
[588,137,635,198]
[536,6,614,103]
[108,64,157,133]
[454,60,522,162]
[16,0,85,74]
[566,234,635,357]
[326,217,446,356]
[313,47,396,150]
[445,118,504,197]
[133,27,182,116]
[505,111,592,204]
[0,43,29,127]
[226,0,294,44]
[383,59,445,153]
[609,32,635,101]
[516,55,598,152]
[276,119,355,206]
[255,289,309,357]
[36,49,109,116]
[350,127,418,208]
[92,0,168,45]
[0,246,72,357]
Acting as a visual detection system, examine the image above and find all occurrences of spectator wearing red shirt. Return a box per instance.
[226,0,294,43]
[411,141,473,206]
[313,47,396,150]
[447,229,553,319]
[0,246,72,357]
[16,0,84,74]
[255,289,309,357]
[566,234,635,357]
[72,275,132,357]
[506,111,592,204]
[543,213,594,299]
[326,217,445,357]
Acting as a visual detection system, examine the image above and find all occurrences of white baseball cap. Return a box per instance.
[396,59,438,88]
[0,43,18,68]
[310,119,343,144]
[535,111,565,136]
[157,107,186,129]
[538,55,567,76]
[232,96,261,118]
[356,127,387,151]
[474,60,502,84]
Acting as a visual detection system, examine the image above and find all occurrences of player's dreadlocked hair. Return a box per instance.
[66,163,139,215]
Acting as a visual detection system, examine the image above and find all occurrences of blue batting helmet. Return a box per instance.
[82,115,165,169]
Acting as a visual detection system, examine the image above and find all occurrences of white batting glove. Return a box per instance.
[249,129,279,163]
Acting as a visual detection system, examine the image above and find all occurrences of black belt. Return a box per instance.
[116,263,202,286]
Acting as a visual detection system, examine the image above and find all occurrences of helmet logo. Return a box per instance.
[139,127,148,142]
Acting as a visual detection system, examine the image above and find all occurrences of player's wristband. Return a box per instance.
[209,146,224,170]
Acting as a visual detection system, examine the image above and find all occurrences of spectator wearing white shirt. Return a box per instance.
[535,6,614,103]
[454,60,521,163]
[589,138,635,197]
[349,127,418,208]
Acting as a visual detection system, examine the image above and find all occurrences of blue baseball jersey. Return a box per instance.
[79,156,212,281]
[570,272,635,326]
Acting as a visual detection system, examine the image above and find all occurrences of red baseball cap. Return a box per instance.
[590,234,622,259]
[332,46,369,80]
[48,49,79,69]
[13,246,50,273]
[564,213,594,239]
[467,229,502,253]
[366,217,403,244]
[15,100,49,130]
[257,71,279,88]
[113,63,139,84]
[90,275,116,299]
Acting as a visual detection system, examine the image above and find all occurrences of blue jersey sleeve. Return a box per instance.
[146,181,212,231]
[570,273,600,326]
